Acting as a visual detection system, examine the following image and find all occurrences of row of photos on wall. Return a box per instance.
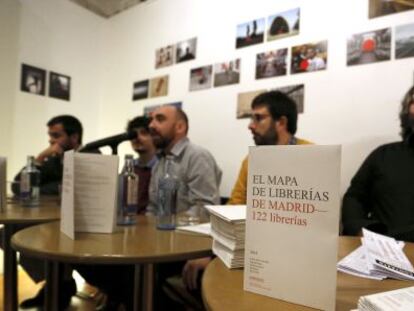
[20,64,71,101]
[133,1,414,118]
[19,1,414,111]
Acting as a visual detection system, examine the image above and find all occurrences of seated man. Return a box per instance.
[183,90,312,293]
[11,115,83,309]
[125,115,157,213]
[12,115,83,195]
[342,86,414,241]
[147,105,222,214]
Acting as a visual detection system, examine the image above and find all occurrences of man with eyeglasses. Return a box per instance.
[183,90,312,296]
[342,86,414,241]
[228,90,311,204]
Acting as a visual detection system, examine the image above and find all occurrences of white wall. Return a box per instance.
[7,0,105,181]
[99,0,414,196]
[2,0,414,197]
[0,0,20,167]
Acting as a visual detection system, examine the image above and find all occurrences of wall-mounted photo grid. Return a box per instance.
[155,38,197,69]
[237,84,305,119]
[132,75,169,101]
[21,63,71,101]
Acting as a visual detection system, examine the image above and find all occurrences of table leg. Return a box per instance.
[4,224,17,311]
[142,263,154,311]
[44,261,61,311]
[133,264,142,311]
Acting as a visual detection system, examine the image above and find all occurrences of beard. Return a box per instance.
[253,126,278,146]
[150,129,173,150]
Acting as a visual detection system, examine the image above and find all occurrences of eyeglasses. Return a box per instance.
[250,113,271,124]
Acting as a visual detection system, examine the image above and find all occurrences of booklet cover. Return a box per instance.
[61,151,119,239]
[0,157,6,212]
[243,145,341,311]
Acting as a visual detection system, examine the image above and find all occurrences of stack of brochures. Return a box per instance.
[337,229,414,281]
[205,205,246,269]
[356,286,414,311]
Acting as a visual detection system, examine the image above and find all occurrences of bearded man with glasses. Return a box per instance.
[228,90,312,205]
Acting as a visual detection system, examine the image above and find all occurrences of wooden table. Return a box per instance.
[0,196,60,311]
[11,216,212,311]
[202,236,414,311]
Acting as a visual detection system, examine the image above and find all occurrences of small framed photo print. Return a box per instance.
[149,75,169,98]
[267,8,300,42]
[20,64,46,96]
[291,41,328,74]
[369,0,414,19]
[155,45,174,69]
[347,28,391,66]
[189,65,213,91]
[255,48,288,79]
[214,59,241,87]
[236,18,265,49]
[132,80,149,101]
[49,71,71,101]
[395,23,414,60]
[176,38,197,63]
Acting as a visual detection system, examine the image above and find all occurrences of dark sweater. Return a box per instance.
[342,141,414,241]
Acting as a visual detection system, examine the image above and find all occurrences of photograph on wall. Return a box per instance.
[143,101,182,116]
[176,38,197,63]
[214,59,241,87]
[49,71,71,101]
[155,45,174,69]
[149,75,169,98]
[347,28,391,66]
[20,64,46,96]
[369,0,414,19]
[396,23,414,59]
[237,89,266,119]
[291,41,328,74]
[272,84,305,114]
[267,8,300,42]
[189,65,213,92]
[255,48,288,79]
[132,80,149,101]
[235,18,265,49]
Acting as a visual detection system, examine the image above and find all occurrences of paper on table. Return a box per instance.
[73,153,118,234]
[358,286,414,311]
[176,223,211,236]
[61,151,75,239]
[205,205,246,222]
[60,151,119,239]
[337,245,386,280]
[362,229,414,281]
[0,157,7,212]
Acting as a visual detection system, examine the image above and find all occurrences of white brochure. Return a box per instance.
[244,145,341,311]
[362,229,414,281]
[358,286,414,311]
[60,151,119,239]
[0,157,6,212]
